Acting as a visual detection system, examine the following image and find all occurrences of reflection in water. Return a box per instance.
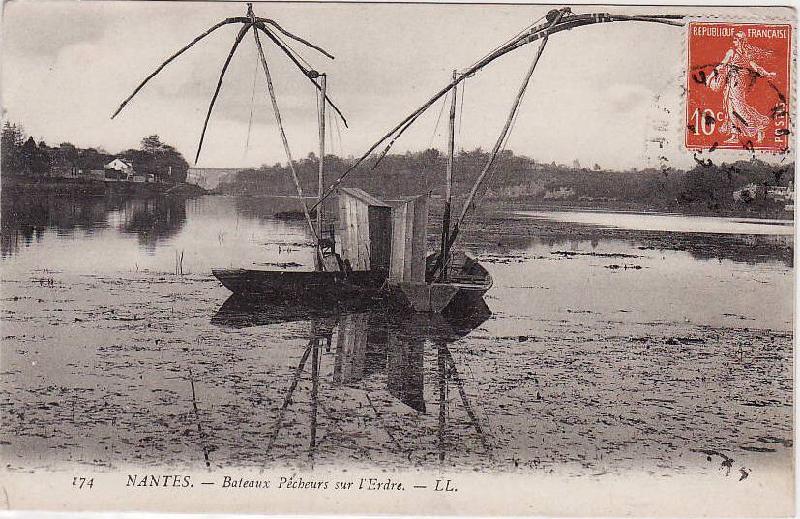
[1,193,792,268]
[212,297,492,463]
[1,193,187,257]
[115,197,187,251]
[527,233,794,267]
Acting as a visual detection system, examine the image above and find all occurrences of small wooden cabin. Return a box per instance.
[337,188,393,271]
[388,195,428,283]
[337,188,429,280]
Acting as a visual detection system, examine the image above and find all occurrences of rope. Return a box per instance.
[428,9,567,281]
[466,84,524,229]
[429,90,450,149]
[333,109,344,157]
[463,13,547,72]
[269,24,315,71]
[244,51,259,158]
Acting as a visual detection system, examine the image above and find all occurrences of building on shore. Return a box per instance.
[104,158,135,181]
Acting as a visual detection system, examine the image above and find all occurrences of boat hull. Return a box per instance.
[395,254,493,313]
[211,268,389,307]
[212,254,493,313]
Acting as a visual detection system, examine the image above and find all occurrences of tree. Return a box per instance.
[123,135,189,183]
[1,122,24,175]
[19,137,50,176]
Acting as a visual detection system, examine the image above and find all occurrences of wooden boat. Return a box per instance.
[212,187,493,313]
[106,2,493,313]
[211,252,492,312]
[211,267,388,305]
[116,5,685,313]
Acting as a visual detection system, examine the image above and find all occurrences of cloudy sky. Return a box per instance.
[1,1,792,170]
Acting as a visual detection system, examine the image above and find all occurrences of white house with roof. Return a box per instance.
[104,158,134,181]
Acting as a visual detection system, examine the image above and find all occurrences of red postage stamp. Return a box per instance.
[686,22,792,152]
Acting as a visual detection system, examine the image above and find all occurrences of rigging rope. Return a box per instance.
[271,26,315,71]
[429,90,450,150]
[244,50,259,158]
[427,9,567,280]
[463,13,547,72]
[465,79,525,230]
[333,109,344,157]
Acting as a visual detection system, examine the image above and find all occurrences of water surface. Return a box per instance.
[0,194,793,478]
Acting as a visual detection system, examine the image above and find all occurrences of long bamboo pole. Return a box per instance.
[110,17,247,119]
[112,3,347,130]
[427,10,564,278]
[441,345,491,452]
[316,74,327,271]
[252,25,325,267]
[194,23,252,164]
[266,343,313,453]
[309,337,320,460]
[259,18,336,60]
[437,70,458,282]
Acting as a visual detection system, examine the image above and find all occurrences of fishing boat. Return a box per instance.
[113,4,683,313]
[187,4,492,314]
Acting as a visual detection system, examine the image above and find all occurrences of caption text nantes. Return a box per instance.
[121,473,458,492]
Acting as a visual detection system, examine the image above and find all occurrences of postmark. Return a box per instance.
[686,22,792,152]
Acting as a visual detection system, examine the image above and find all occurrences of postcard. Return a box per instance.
[0,1,794,516]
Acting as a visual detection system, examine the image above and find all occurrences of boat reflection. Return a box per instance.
[211,298,492,464]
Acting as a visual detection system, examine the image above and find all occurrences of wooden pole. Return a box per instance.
[110,17,246,119]
[194,23,252,164]
[251,25,325,268]
[440,9,565,264]
[266,342,313,453]
[316,74,327,270]
[438,70,458,282]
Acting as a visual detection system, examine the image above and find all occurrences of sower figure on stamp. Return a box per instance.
[707,31,776,144]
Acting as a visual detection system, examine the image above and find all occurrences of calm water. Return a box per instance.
[0,194,793,476]
[516,209,795,235]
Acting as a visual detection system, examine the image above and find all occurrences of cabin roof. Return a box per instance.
[339,187,390,208]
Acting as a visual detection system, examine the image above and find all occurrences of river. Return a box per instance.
[0,194,793,479]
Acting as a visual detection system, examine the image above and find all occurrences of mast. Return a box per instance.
[438,70,458,282]
[251,22,325,269]
[428,9,566,279]
[316,74,327,270]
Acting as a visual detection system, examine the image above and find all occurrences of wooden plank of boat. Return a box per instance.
[211,268,388,304]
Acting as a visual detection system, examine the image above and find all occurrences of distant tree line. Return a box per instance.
[1,122,189,183]
[216,147,794,215]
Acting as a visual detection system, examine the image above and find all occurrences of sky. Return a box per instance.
[1,1,794,170]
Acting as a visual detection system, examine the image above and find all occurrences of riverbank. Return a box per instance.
[1,176,207,197]
[481,197,795,220]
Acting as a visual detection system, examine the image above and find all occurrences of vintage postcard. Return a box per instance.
[0,1,795,516]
